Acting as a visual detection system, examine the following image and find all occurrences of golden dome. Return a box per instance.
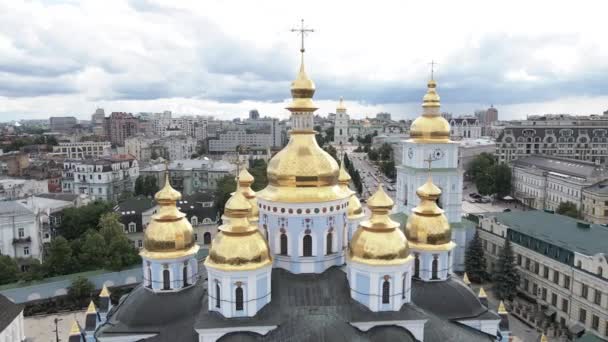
[349,185,411,265]
[409,79,450,143]
[141,172,199,259]
[237,168,258,223]
[336,97,347,113]
[257,48,350,204]
[405,177,453,248]
[205,190,271,271]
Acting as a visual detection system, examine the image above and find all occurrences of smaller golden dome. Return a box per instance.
[405,177,452,247]
[409,79,450,143]
[349,185,410,265]
[141,173,199,259]
[338,158,352,186]
[237,169,258,223]
[205,190,271,271]
[336,97,347,113]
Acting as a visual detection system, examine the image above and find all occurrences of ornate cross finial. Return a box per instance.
[423,153,437,177]
[291,19,314,54]
[429,60,439,80]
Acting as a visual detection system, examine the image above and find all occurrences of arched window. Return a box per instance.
[215,283,221,308]
[382,280,390,304]
[326,232,333,255]
[303,234,312,257]
[599,267,604,277]
[235,286,244,311]
[280,233,288,255]
[183,263,189,287]
[432,255,439,280]
[339,128,343,135]
[402,275,406,299]
[577,260,582,268]
[203,232,211,245]
[414,254,420,278]
[162,269,171,290]
[191,216,198,225]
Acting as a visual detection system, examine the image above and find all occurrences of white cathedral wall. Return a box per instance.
[411,247,454,282]
[141,254,198,292]
[347,258,413,312]
[258,198,349,274]
[206,265,272,318]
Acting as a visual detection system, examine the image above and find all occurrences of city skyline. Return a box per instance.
[1,0,607,121]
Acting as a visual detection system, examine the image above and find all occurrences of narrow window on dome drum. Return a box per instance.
[204,232,211,245]
[147,267,152,288]
[414,254,420,278]
[402,275,406,299]
[280,233,288,255]
[432,255,439,280]
[215,283,221,308]
[303,234,312,256]
[163,270,171,290]
[235,287,244,311]
[326,232,333,255]
[382,280,390,304]
[183,264,189,287]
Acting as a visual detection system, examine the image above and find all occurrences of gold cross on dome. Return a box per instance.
[291,19,314,53]
[429,60,439,80]
[423,153,435,175]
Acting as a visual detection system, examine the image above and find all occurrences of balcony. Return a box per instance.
[12,236,32,244]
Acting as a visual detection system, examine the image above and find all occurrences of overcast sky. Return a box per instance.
[1,0,607,122]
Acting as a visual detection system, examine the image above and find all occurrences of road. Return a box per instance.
[342,145,396,201]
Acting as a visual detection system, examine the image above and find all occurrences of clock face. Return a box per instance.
[432,148,444,160]
[408,147,414,159]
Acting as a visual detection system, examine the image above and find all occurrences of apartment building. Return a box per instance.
[449,117,482,140]
[582,181,608,225]
[53,141,111,159]
[478,211,608,340]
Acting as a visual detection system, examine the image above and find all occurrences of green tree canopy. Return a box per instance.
[556,201,580,219]
[492,238,520,301]
[249,159,268,191]
[0,255,19,285]
[59,201,113,240]
[378,143,393,161]
[215,175,237,219]
[44,236,73,276]
[98,213,140,271]
[493,163,512,197]
[68,276,95,307]
[464,230,488,283]
[78,230,108,270]
[380,160,396,179]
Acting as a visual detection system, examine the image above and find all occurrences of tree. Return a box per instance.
[0,255,19,285]
[348,136,354,143]
[493,163,512,197]
[492,239,520,301]
[19,260,45,282]
[59,201,113,240]
[468,153,496,195]
[249,159,268,191]
[324,145,338,163]
[44,236,73,276]
[378,143,393,161]
[79,230,108,270]
[556,201,580,219]
[464,231,488,283]
[367,149,379,161]
[144,175,159,196]
[381,160,396,179]
[214,175,237,219]
[134,176,145,196]
[151,150,159,160]
[68,276,95,307]
[98,213,140,270]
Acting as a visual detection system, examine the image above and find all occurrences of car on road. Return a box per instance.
[469,193,482,199]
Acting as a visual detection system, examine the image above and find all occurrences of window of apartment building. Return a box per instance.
[551,293,558,306]
[541,288,547,301]
[534,262,540,274]
[23,246,29,256]
[605,320,608,337]
[582,284,589,299]
[562,299,568,313]
[517,254,522,265]
[18,228,25,238]
[563,275,570,289]
[592,315,599,330]
[492,244,497,255]
[543,266,549,278]
[483,240,487,249]
[594,290,602,305]
[526,258,531,270]
[532,283,538,296]
[553,270,560,284]
[523,279,529,292]
[579,308,587,324]
[138,240,143,248]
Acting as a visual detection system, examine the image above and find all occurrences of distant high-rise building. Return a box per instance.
[91,108,106,136]
[249,109,260,119]
[376,112,391,121]
[49,116,77,133]
[333,98,349,145]
[104,112,139,146]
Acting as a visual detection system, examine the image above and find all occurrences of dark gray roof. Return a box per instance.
[494,211,608,255]
[411,278,497,321]
[0,294,23,333]
[177,192,218,221]
[0,201,32,216]
[585,180,608,195]
[35,193,80,202]
[511,156,602,178]
[115,196,156,213]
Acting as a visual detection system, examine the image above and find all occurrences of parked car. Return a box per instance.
[469,193,482,199]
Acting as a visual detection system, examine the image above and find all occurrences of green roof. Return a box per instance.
[493,211,608,256]
[575,332,608,342]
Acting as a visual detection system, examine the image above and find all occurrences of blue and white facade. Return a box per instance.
[409,243,455,282]
[347,260,414,312]
[141,253,199,292]
[206,264,272,318]
[258,198,349,274]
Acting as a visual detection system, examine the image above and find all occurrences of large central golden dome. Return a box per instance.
[409,79,450,143]
[257,51,349,203]
[140,172,199,259]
